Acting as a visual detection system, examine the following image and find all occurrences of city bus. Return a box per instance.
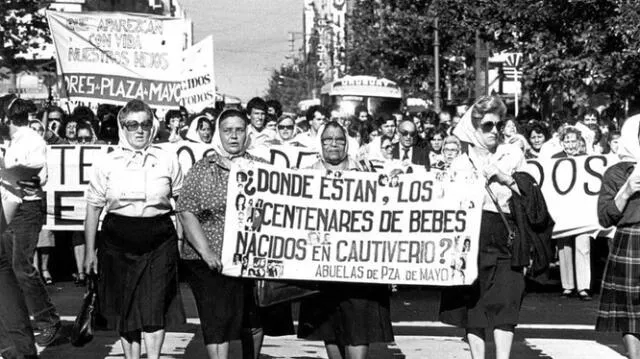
[320,75,402,118]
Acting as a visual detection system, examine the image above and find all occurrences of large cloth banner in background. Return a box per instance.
[220,162,484,286]
[39,141,617,239]
[46,11,215,111]
[523,155,618,238]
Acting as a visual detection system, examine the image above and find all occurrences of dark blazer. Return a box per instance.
[391,141,430,170]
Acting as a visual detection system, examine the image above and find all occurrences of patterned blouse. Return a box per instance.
[176,152,261,260]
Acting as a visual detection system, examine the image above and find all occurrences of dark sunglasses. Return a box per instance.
[399,130,417,137]
[278,125,294,130]
[480,120,505,133]
[123,120,153,132]
[77,136,92,143]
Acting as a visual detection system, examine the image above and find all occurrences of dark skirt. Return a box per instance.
[597,225,640,333]
[98,213,185,333]
[182,260,294,344]
[297,283,394,346]
[439,211,525,329]
[182,260,245,344]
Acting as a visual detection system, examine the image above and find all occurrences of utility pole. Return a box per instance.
[288,32,296,57]
[433,17,441,113]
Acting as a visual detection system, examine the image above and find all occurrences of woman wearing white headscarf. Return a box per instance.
[177,109,292,359]
[185,115,214,144]
[84,99,185,359]
[439,96,525,359]
[597,114,640,358]
[297,121,394,359]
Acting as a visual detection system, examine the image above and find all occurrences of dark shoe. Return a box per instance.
[578,290,592,301]
[75,273,86,287]
[35,322,61,347]
[561,289,574,298]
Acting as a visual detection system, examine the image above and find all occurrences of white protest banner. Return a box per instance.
[180,35,216,112]
[248,144,320,169]
[220,162,484,286]
[41,142,215,230]
[46,11,213,109]
[523,154,618,237]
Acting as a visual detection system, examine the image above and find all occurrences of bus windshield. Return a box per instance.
[320,76,402,118]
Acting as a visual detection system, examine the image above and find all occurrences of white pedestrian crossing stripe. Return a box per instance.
[526,338,625,359]
[38,333,625,358]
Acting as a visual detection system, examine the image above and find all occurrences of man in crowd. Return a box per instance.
[392,119,430,169]
[246,97,271,145]
[360,113,397,159]
[0,99,61,348]
[298,105,330,151]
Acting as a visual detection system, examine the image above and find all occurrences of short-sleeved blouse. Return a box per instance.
[176,152,261,260]
[85,145,183,217]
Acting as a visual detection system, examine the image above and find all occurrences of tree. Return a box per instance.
[265,29,322,113]
[1,1,51,74]
[347,0,640,114]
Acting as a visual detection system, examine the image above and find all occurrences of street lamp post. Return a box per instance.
[433,17,441,113]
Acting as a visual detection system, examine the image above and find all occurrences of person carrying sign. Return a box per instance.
[297,121,394,359]
[439,96,526,359]
[84,99,185,359]
[596,114,640,359]
[177,109,293,359]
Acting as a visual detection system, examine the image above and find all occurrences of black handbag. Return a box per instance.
[70,274,98,347]
[255,279,320,307]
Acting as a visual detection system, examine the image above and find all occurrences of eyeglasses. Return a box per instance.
[123,120,153,132]
[77,136,92,143]
[383,145,393,151]
[399,130,417,137]
[480,120,504,133]
[321,137,347,146]
[278,125,294,130]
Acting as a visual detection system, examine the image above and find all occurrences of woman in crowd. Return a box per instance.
[597,114,640,358]
[185,115,214,144]
[440,135,462,169]
[61,117,79,144]
[177,109,278,359]
[428,129,446,167]
[609,131,621,155]
[266,114,304,146]
[380,135,394,161]
[524,121,550,159]
[552,126,593,300]
[440,95,526,359]
[500,117,528,152]
[298,121,394,359]
[84,99,185,359]
[165,110,183,143]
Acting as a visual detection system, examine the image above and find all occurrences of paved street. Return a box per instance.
[36,281,625,358]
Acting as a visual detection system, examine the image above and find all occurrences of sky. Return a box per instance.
[178,0,304,102]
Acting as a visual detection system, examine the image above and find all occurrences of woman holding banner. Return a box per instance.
[439,96,526,359]
[84,99,185,359]
[297,121,394,359]
[177,109,292,359]
[597,114,640,358]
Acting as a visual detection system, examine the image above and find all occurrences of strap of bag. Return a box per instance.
[467,154,516,248]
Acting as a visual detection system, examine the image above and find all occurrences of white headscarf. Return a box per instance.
[618,114,640,162]
[452,98,488,152]
[117,109,159,153]
[185,115,212,143]
[211,110,252,167]
[311,122,361,171]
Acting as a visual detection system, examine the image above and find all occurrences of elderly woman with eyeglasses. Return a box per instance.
[84,99,185,359]
[297,121,394,359]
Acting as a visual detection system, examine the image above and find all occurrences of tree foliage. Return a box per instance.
[348,0,640,110]
[1,0,51,70]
